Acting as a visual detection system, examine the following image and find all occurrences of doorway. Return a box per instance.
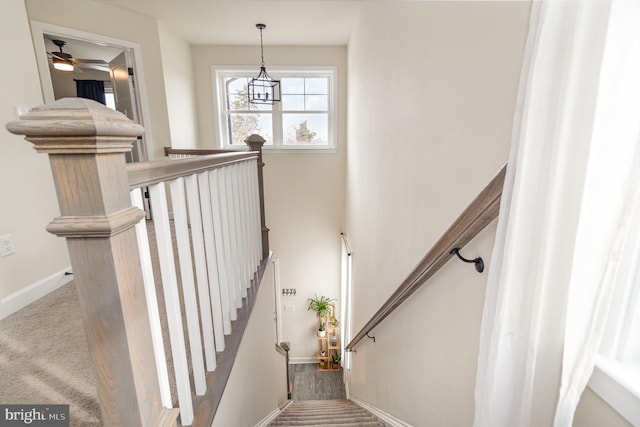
[30,21,149,163]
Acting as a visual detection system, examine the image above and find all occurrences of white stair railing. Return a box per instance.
[6,98,269,427]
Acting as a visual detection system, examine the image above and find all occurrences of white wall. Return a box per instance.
[211,261,280,427]
[192,45,347,358]
[157,21,199,149]
[574,388,631,427]
[25,0,172,160]
[0,0,70,300]
[345,2,529,425]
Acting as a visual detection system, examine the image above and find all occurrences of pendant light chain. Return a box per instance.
[260,26,265,67]
[248,23,281,105]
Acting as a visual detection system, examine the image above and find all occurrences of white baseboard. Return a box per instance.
[254,400,292,427]
[350,397,413,427]
[0,267,73,320]
[289,356,318,364]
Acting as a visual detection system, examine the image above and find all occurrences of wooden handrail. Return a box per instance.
[164,147,236,157]
[275,342,292,400]
[127,152,258,189]
[345,164,507,351]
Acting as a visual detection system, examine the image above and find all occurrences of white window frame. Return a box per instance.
[212,66,337,153]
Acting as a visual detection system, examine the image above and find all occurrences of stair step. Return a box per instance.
[274,415,377,423]
[269,400,385,427]
[277,409,368,418]
[276,412,370,421]
[270,423,385,427]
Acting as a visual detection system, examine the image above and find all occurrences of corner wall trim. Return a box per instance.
[0,267,73,320]
[350,397,414,427]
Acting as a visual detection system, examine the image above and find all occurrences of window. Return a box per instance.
[214,67,336,151]
[104,82,116,111]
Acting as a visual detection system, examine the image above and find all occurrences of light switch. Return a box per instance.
[284,304,295,312]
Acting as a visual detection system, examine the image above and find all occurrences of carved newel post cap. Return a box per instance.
[5,97,144,154]
[244,133,266,147]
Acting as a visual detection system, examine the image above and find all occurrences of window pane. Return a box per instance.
[305,78,328,94]
[227,93,247,110]
[225,77,272,111]
[282,113,328,146]
[228,113,273,145]
[227,94,272,111]
[217,68,334,149]
[305,95,328,111]
[225,77,249,96]
[282,78,304,94]
[282,94,305,111]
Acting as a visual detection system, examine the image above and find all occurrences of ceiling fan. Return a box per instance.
[47,39,109,73]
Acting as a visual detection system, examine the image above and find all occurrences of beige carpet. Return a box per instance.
[269,399,386,426]
[0,220,191,426]
[0,281,101,426]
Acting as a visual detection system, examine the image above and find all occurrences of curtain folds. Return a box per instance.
[75,80,106,105]
[473,0,639,426]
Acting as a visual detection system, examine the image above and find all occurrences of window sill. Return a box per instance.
[587,355,640,425]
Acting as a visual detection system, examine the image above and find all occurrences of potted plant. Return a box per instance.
[328,316,340,334]
[317,320,326,337]
[331,352,341,366]
[307,294,335,318]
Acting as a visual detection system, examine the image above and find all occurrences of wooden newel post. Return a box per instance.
[244,133,270,258]
[6,98,178,427]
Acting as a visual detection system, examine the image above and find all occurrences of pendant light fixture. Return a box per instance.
[248,23,281,105]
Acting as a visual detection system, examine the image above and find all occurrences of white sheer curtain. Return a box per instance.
[473,1,640,426]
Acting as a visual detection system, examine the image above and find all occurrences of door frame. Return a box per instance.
[29,20,153,157]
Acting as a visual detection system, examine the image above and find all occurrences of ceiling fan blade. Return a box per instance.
[75,63,110,72]
[73,58,108,65]
[49,51,72,61]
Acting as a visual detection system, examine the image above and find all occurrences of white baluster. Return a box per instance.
[130,189,172,409]
[197,171,230,346]
[184,174,218,370]
[225,165,245,302]
[237,161,252,287]
[214,168,242,315]
[169,178,206,395]
[149,182,194,425]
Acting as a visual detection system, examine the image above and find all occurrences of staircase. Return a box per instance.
[270,399,386,426]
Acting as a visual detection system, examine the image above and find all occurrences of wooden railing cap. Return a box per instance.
[244,134,266,145]
[5,97,143,154]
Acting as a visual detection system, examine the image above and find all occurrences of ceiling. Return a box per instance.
[94,0,365,45]
[44,35,124,64]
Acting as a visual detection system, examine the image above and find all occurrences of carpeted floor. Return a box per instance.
[269,399,386,426]
[0,285,349,426]
[0,281,101,426]
[0,218,345,426]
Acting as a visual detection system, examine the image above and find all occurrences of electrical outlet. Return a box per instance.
[0,234,16,257]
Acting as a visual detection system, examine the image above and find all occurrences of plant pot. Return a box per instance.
[317,330,326,338]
